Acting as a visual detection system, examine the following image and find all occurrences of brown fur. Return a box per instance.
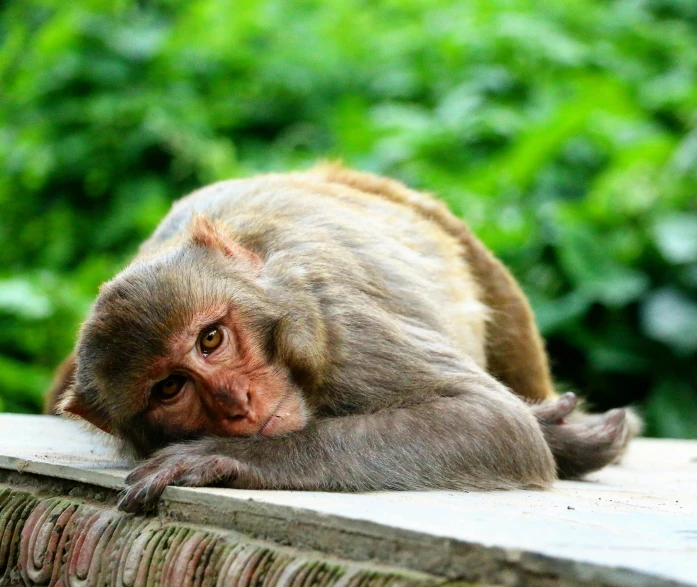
[44,352,76,415]
[305,163,554,401]
[51,165,638,513]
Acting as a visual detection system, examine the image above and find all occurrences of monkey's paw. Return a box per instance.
[531,393,636,479]
[118,442,241,514]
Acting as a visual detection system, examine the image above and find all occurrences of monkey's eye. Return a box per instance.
[199,326,223,354]
[153,374,186,401]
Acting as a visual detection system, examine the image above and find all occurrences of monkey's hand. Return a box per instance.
[118,441,242,513]
[532,392,636,479]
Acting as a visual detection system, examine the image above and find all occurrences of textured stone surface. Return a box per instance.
[1,414,696,586]
[0,486,437,586]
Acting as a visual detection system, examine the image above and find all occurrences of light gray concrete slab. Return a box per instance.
[1,413,696,585]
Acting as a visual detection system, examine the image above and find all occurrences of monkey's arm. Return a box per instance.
[119,383,558,513]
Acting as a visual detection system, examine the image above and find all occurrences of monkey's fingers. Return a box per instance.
[119,453,241,513]
[531,392,578,424]
[125,440,223,484]
[118,474,170,513]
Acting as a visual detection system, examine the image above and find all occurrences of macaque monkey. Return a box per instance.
[51,164,638,513]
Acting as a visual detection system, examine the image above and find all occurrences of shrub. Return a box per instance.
[1,0,695,436]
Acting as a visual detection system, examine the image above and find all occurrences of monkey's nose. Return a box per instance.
[213,380,251,417]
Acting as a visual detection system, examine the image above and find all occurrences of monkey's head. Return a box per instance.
[60,215,323,456]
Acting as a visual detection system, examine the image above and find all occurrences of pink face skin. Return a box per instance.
[144,307,308,439]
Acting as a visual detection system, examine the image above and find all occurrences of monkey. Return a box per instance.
[53,164,638,514]
[45,352,76,415]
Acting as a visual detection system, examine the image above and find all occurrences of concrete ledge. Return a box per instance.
[0,414,696,586]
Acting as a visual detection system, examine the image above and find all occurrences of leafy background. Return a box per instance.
[1,0,696,437]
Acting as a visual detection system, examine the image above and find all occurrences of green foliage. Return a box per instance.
[0,0,695,435]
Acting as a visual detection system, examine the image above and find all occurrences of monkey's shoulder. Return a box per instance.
[142,167,473,259]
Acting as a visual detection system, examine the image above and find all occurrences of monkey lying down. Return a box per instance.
[49,164,638,513]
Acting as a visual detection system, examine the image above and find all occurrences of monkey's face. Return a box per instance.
[140,304,308,444]
[60,215,312,456]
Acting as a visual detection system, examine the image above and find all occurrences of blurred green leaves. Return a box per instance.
[653,213,697,264]
[0,278,52,320]
[0,0,695,436]
[641,288,697,354]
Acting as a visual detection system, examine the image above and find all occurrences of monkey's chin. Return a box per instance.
[259,415,283,437]
[258,392,307,437]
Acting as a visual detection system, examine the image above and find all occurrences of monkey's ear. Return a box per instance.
[57,387,113,435]
[190,214,263,273]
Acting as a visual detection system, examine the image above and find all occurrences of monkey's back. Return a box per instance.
[143,167,489,368]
